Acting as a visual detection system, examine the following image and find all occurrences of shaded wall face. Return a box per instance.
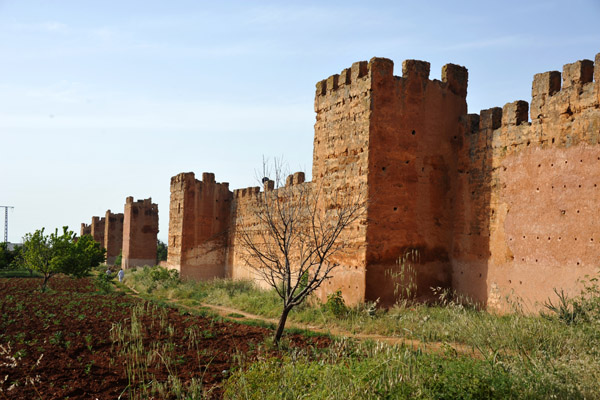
[451,112,495,306]
[365,60,468,306]
[455,57,600,310]
[122,199,159,268]
[104,213,124,264]
[167,172,231,279]
[91,217,106,248]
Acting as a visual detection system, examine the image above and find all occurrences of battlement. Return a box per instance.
[460,52,600,157]
[286,171,306,187]
[125,196,157,209]
[80,223,91,236]
[315,57,468,109]
[530,56,599,120]
[233,186,260,199]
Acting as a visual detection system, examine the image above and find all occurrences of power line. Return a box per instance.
[0,206,14,243]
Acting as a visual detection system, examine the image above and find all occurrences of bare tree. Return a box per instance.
[237,159,366,344]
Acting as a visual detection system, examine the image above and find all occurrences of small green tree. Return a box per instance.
[157,239,168,262]
[0,242,22,270]
[22,227,105,291]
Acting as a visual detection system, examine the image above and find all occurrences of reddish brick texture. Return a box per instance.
[122,197,159,268]
[167,53,600,311]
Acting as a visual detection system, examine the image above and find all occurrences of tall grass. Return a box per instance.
[110,301,206,399]
[224,337,598,399]
[126,266,600,399]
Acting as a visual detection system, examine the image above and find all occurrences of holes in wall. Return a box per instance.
[178,203,181,214]
[411,130,416,135]
[509,280,512,284]
[479,273,482,278]
[405,160,410,164]
[382,167,386,171]
[552,138,555,144]
[527,140,531,146]
[393,207,398,211]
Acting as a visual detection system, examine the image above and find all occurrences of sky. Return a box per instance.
[1,0,599,243]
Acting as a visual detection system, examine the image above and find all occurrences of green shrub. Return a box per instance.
[94,272,114,294]
[323,290,348,318]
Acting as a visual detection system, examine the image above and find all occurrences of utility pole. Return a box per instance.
[0,206,14,244]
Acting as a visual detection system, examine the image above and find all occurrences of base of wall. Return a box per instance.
[177,264,226,280]
[123,258,156,269]
[106,256,118,265]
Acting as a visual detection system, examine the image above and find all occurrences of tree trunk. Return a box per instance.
[41,274,50,292]
[274,306,292,345]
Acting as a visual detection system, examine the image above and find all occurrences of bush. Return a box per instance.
[94,272,114,294]
[323,290,348,318]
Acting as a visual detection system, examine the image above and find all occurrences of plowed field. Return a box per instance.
[0,276,329,399]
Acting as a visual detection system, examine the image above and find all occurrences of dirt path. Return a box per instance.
[121,282,480,358]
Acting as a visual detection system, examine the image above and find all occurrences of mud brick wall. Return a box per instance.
[103,210,124,265]
[122,197,159,268]
[454,55,600,310]
[90,216,105,247]
[80,223,91,237]
[363,59,468,305]
[166,52,600,311]
[167,172,231,279]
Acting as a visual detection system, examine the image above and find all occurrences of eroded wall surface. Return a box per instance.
[167,53,600,311]
[454,56,600,310]
[364,59,468,305]
[80,223,91,237]
[104,210,124,265]
[122,197,159,268]
[167,172,231,279]
[90,216,105,247]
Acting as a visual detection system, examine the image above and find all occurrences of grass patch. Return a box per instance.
[0,269,43,278]
[224,338,591,399]
[125,266,600,398]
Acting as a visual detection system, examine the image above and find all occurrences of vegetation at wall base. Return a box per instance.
[125,265,600,398]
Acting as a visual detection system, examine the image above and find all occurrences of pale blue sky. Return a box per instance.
[1,0,599,243]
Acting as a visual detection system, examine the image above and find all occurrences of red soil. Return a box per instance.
[0,276,329,399]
